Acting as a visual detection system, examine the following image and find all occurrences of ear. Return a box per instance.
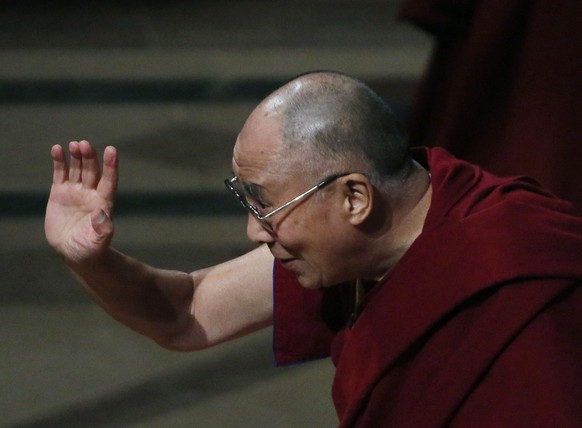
[340,174,374,226]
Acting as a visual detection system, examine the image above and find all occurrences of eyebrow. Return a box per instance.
[242,181,266,202]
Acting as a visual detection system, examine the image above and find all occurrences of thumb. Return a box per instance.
[90,209,114,242]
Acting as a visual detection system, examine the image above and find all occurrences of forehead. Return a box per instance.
[232,106,285,176]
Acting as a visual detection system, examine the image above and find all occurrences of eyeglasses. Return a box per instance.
[224,172,351,232]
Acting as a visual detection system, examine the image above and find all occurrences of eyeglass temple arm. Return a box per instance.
[261,173,350,220]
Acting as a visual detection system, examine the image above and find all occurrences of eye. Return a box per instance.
[256,201,272,213]
[246,196,270,212]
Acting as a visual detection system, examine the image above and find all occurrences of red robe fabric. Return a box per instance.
[273,147,582,427]
[398,0,582,212]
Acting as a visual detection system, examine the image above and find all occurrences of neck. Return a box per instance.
[368,162,432,280]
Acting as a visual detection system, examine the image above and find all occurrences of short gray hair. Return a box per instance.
[277,72,412,188]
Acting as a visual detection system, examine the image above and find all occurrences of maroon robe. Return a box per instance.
[273,147,582,427]
[399,0,582,212]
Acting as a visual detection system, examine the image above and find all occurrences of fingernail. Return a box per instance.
[94,210,108,224]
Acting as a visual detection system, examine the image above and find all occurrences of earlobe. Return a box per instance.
[341,175,373,226]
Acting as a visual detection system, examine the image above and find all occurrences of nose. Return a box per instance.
[246,214,275,244]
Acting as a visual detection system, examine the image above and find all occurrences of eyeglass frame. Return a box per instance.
[224,172,352,232]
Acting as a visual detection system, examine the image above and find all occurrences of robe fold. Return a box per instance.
[273,147,582,427]
[398,0,582,211]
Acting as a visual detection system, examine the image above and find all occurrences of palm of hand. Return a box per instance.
[44,141,118,263]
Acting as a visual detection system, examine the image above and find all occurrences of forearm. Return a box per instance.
[66,247,195,348]
[64,244,275,352]
[45,142,274,352]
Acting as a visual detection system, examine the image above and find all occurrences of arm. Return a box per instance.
[45,141,273,351]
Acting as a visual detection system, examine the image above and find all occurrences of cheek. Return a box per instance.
[277,212,313,243]
[275,205,340,255]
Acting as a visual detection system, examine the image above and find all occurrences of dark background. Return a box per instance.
[0,2,431,426]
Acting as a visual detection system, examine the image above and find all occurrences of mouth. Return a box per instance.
[274,255,300,270]
[268,246,296,265]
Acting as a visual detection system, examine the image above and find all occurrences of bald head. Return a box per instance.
[258,71,412,187]
[234,72,431,280]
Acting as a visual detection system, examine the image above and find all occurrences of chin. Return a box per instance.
[294,273,324,290]
[296,273,341,290]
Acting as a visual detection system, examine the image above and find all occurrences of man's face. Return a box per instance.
[232,109,356,289]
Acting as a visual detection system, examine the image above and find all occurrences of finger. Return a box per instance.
[79,140,100,189]
[51,144,69,184]
[90,208,114,244]
[97,146,119,201]
[68,141,82,183]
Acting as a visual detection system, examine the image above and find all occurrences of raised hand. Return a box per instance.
[45,140,119,264]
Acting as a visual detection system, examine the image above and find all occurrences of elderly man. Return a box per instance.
[45,72,582,427]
